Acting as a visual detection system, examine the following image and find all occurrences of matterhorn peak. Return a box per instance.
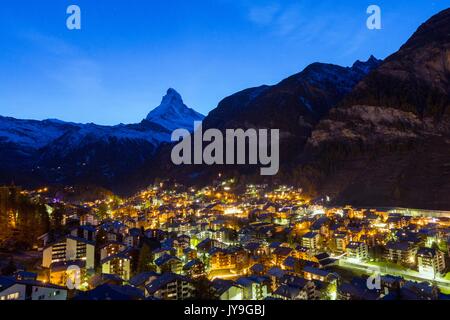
[161,88,184,106]
[147,88,185,118]
[145,88,204,132]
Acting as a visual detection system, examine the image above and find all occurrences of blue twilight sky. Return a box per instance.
[0,0,448,125]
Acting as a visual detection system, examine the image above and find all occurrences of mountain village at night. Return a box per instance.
[1,180,450,301]
[1,2,450,305]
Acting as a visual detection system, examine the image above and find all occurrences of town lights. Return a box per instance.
[224,207,243,215]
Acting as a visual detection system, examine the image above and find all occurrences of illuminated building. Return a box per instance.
[182,247,198,262]
[294,246,310,260]
[70,225,96,242]
[42,235,95,270]
[49,260,87,288]
[236,276,269,300]
[212,279,243,300]
[273,275,317,300]
[334,233,348,254]
[124,227,142,248]
[100,242,127,261]
[209,247,235,270]
[26,180,450,300]
[386,215,409,229]
[346,242,369,261]
[302,266,338,283]
[183,259,206,278]
[0,274,67,301]
[384,241,418,265]
[301,232,320,254]
[272,246,294,266]
[145,273,194,300]
[155,254,183,274]
[101,250,132,281]
[79,213,99,226]
[417,247,446,277]
[197,238,228,253]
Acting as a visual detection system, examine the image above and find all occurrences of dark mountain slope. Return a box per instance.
[303,8,450,209]
[141,57,381,187]
[341,8,450,117]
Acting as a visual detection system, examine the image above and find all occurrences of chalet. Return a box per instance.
[145,273,194,300]
[154,254,182,274]
[0,275,67,300]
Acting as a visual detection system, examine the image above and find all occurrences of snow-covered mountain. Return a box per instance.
[0,89,203,191]
[0,116,79,149]
[0,89,202,150]
[146,88,204,131]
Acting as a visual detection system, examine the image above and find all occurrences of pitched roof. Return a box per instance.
[74,284,144,300]
[0,275,66,292]
[145,273,191,295]
[101,250,132,264]
[129,272,159,287]
[302,232,319,239]
[303,266,336,279]
[274,284,302,299]
[236,276,268,286]
[154,254,181,267]
[417,247,439,257]
[280,275,310,289]
[267,267,286,278]
[250,263,264,273]
[0,277,16,292]
[211,279,240,295]
[273,246,292,256]
[314,253,330,261]
[50,260,86,272]
[183,259,203,271]
[385,241,412,251]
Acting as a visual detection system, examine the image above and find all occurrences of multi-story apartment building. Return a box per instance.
[155,254,183,274]
[417,247,446,276]
[0,274,67,301]
[346,242,369,261]
[99,242,127,261]
[145,273,194,300]
[334,233,348,254]
[42,235,95,270]
[302,232,320,254]
[385,241,418,266]
[101,251,132,281]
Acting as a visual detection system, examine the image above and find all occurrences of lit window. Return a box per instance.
[7,293,19,300]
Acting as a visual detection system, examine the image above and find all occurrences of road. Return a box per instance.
[338,258,450,291]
